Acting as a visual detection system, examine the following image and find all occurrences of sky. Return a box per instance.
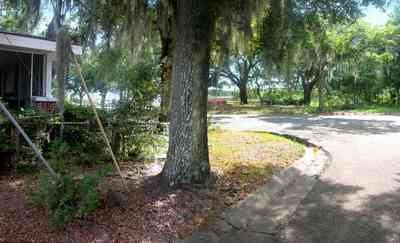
[362,3,396,26]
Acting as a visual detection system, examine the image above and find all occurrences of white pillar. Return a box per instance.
[46,53,56,98]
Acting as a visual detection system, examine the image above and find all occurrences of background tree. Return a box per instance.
[220,52,261,105]
[383,6,400,105]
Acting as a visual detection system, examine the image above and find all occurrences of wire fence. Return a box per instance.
[0,117,169,167]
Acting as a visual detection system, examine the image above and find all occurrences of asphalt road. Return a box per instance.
[213,114,400,243]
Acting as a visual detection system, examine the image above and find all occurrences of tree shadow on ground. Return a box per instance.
[183,165,400,243]
[257,116,400,135]
[279,174,400,243]
[212,115,400,136]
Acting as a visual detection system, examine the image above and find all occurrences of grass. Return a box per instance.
[208,128,305,193]
[209,99,400,116]
[209,101,309,116]
[336,105,400,114]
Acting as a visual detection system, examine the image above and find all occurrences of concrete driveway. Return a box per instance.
[212,114,400,243]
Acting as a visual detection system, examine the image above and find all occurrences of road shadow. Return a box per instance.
[212,115,400,136]
[280,175,400,243]
[182,167,400,243]
[259,116,400,135]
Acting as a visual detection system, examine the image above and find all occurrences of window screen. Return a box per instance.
[32,54,44,96]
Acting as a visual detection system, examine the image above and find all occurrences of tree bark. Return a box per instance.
[79,91,83,106]
[161,0,214,186]
[157,0,175,122]
[159,59,172,121]
[318,69,327,113]
[318,80,324,112]
[238,61,249,105]
[302,81,315,105]
[239,80,248,104]
[56,27,71,137]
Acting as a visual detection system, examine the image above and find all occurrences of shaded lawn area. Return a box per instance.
[0,130,304,242]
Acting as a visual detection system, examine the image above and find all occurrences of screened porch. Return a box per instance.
[0,49,47,106]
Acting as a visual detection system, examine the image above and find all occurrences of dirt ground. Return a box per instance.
[0,131,304,242]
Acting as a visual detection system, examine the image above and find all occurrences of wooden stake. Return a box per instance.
[72,55,128,192]
[0,100,58,178]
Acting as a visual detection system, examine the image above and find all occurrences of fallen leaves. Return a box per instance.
[209,130,304,193]
[0,130,304,242]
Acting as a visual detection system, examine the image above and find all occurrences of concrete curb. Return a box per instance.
[180,132,332,243]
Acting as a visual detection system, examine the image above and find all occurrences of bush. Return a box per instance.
[0,105,50,166]
[234,89,303,105]
[111,101,160,160]
[58,104,109,164]
[0,124,14,153]
[15,163,39,173]
[29,165,112,229]
[45,100,162,164]
[46,139,75,174]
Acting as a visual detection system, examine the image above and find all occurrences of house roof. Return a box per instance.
[0,30,82,55]
[0,30,51,41]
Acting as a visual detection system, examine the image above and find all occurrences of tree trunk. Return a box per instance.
[79,91,83,106]
[318,72,327,113]
[46,0,63,41]
[157,0,175,122]
[255,80,264,104]
[56,27,71,137]
[303,81,315,106]
[239,80,248,104]
[161,0,214,186]
[159,58,173,121]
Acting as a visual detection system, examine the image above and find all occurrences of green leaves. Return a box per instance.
[29,165,112,229]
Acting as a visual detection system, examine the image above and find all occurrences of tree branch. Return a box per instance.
[221,69,240,87]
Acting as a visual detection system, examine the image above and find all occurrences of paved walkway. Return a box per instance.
[212,114,400,243]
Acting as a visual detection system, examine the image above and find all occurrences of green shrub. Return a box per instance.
[48,101,161,164]
[15,163,39,173]
[0,124,14,153]
[59,104,109,164]
[0,105,50,164]
[46,139,74,174]
[29,165,112,229]
[249,89,303,105]
[112,101,159,160]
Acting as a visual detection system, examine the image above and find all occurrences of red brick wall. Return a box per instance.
[208,98,227,105]
[34,101,57,113]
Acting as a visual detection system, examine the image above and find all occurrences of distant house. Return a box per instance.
[0,30,82,112]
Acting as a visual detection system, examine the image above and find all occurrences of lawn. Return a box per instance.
[0,129,305,242]
[209,129,305,193]
[209,101,308,116]
[209,100,400,116]
[336,105,400,114]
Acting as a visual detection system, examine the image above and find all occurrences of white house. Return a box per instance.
[0,30,82,112]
